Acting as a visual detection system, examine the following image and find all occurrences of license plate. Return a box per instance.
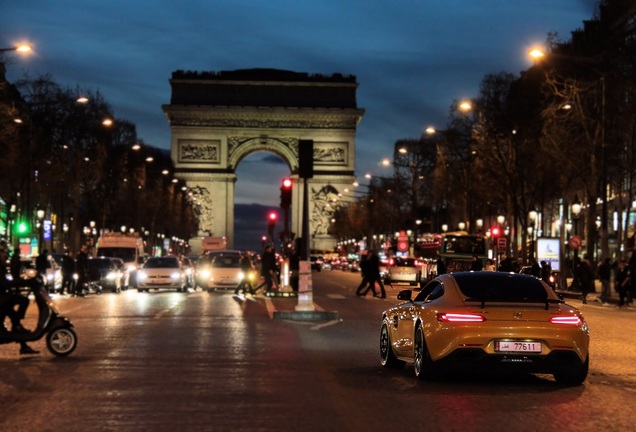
[495,341,542,353]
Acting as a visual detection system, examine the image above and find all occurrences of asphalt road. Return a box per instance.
[1,269,635,432]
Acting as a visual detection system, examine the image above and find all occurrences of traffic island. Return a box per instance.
[273,309,339,321]
[273,260,338,321]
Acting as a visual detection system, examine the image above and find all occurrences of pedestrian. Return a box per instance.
[530,259,541,277]
[470,255,483,271]
[615,259,631,308]
[289,248,299,292]
[577,254,595,304]
[435,255,446,276]
[235,252,255,295]
[60,250,75,296]
[74,245,89,297]
[355,252,373,296]
[484,259,496,271]
[35,249,50,278]
[597,257,611,305]
[366,250,386,298]
[10,251,22,281]
[540,260,552,284]
[497,254,514,272]
[254,244,277,294]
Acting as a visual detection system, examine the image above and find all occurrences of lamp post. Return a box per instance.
[529,47,607,260]
[528,210,538,261]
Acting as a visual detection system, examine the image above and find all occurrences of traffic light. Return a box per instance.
[491,227,500,238]
[16,220,29,234]
[280,178,292,208]
[267,212,277,237]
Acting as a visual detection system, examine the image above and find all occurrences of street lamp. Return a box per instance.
[0,44,32,54]
[529,46,607,259]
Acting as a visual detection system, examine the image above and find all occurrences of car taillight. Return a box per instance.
[437,313,485,322]
[550,316,582,325]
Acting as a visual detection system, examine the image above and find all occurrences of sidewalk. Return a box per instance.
[556,279,625,306]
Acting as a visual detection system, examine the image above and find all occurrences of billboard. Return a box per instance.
[536,237,561,272]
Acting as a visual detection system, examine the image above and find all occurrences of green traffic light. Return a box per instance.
[16,221,29,234]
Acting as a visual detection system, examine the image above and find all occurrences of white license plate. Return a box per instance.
[495,341,542,353]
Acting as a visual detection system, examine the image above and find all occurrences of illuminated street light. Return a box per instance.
[425,126,436,135]
[458,100,472,112]
[0,43,32,54]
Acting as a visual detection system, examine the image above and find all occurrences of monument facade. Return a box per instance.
[162,68,364,252]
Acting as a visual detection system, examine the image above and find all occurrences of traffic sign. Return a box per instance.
[497,237,507,249]
[568,235,582,250]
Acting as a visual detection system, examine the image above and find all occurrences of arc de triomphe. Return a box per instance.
[162,69,364,252]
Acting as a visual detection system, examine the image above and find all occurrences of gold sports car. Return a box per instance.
[380,271,590,385]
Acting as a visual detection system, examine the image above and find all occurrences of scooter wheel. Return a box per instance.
[46,327,78,357]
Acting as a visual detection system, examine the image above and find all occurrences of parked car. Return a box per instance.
[385,257,422,287]
[137,256,187,292]
[379,272,590,385]
[87,257,123,293]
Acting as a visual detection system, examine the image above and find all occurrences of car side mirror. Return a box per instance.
[397,290,412,301]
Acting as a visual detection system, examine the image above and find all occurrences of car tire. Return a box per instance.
[414,325,435,380]
[553,355,589,386]
[380,322,405,368]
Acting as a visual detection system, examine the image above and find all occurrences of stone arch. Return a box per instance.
[227,136,298,173]
[163,68,364,253]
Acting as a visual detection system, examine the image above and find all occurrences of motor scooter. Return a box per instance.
[0,277,78,356]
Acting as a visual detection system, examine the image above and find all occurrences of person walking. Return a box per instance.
[578,254,595,304]
[254,245,276,294]
[74,245,89,297]
[367,250,386,298]
[235,252,255,295]
[597,257,611,305]
[60,250,75,296]
[355,252,374,297]
[615,259,631,308]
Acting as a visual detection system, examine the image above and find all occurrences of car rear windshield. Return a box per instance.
[212,256,241,268]
[454,273,548,303]
[395,258,417,267]
[145,258,179,268]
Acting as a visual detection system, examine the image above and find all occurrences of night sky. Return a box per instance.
[1,0,597,250]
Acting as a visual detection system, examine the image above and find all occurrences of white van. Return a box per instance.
[95,232,145,288]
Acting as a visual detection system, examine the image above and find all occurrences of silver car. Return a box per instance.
[385,257,422,287]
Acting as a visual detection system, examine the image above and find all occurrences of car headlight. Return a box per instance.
[238,271,245,280]
[170,272,181,280]
[106,272,117,280]
[137,271,147,281]
[127,264,137,272]
[46,274,54,281]
[200,269,210,278]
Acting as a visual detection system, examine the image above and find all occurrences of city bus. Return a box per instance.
[439,231,489,272]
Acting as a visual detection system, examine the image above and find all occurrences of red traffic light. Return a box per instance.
[282,178,292,189]
[269,212,277,221]
[491,227,500,237]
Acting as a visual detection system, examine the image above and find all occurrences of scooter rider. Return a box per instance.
[0,247,39,354]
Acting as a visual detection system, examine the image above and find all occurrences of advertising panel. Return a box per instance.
[537,237,561,272]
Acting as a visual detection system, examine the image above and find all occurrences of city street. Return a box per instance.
[1,270,635,432]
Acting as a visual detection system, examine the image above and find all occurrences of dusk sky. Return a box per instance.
[1,1,597,249]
